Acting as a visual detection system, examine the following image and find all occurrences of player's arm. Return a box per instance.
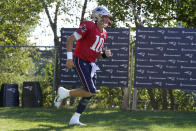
[66,34,76,52]
[66,31,82,69]
[66,34,76,69]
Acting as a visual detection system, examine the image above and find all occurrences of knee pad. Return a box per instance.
[80,97,91,106]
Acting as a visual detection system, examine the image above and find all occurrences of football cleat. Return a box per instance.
[69,120,87,126]
[69,113,87,126]
[54,87,70,109]
[54,95,62,109]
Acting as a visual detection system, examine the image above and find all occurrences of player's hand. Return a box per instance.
[66,59,74,69]
[105,46,111,57]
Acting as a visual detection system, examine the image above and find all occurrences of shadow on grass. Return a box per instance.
[0,107,196,131]
[14,124,83,131]
[83,109,196,130]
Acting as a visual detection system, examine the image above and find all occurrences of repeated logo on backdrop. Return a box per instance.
[60,28,130,87]
[135,27,196,90]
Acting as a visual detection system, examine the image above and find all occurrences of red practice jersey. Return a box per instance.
[73,20,107,62]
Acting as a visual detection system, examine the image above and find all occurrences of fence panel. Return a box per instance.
[60,28,130,87]
[134,27,196,90]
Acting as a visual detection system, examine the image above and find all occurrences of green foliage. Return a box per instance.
[89,87,123,108]
[39,63,54,107]
[0,0,44,85]
[136,89,195,111]
[97,0,196,27]
[0,0,43,45]
[175,0,196,27]
[0,48,37,86]
[173,90,195,111]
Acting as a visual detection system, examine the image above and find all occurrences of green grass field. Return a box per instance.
[0,107,196,131]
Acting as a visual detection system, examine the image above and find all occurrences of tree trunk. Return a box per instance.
[147,88,158,110]
[122,87,130,110]
[43,2,61,91]
[131,88,138,111]
[80,0,88,23]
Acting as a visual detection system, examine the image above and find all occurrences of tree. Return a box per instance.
[0,0,43,85]
[0,0,43,45]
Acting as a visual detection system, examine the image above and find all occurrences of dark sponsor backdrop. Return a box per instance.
[134,27,196,90]
[60,28,130,87]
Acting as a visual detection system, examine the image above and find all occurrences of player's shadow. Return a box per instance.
[14,124,86,131]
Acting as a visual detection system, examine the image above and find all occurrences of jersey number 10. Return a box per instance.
[90,35,104,52]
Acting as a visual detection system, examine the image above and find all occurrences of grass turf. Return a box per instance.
[0,107,196,131]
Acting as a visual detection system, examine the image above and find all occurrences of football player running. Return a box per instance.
[55,6,112,126]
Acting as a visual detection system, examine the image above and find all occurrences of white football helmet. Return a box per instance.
[91,6,111,26]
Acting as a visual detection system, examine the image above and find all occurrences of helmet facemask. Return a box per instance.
[101,15,111,27]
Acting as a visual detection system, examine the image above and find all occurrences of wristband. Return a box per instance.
[102,52,107,59]
[67,52,73,59]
